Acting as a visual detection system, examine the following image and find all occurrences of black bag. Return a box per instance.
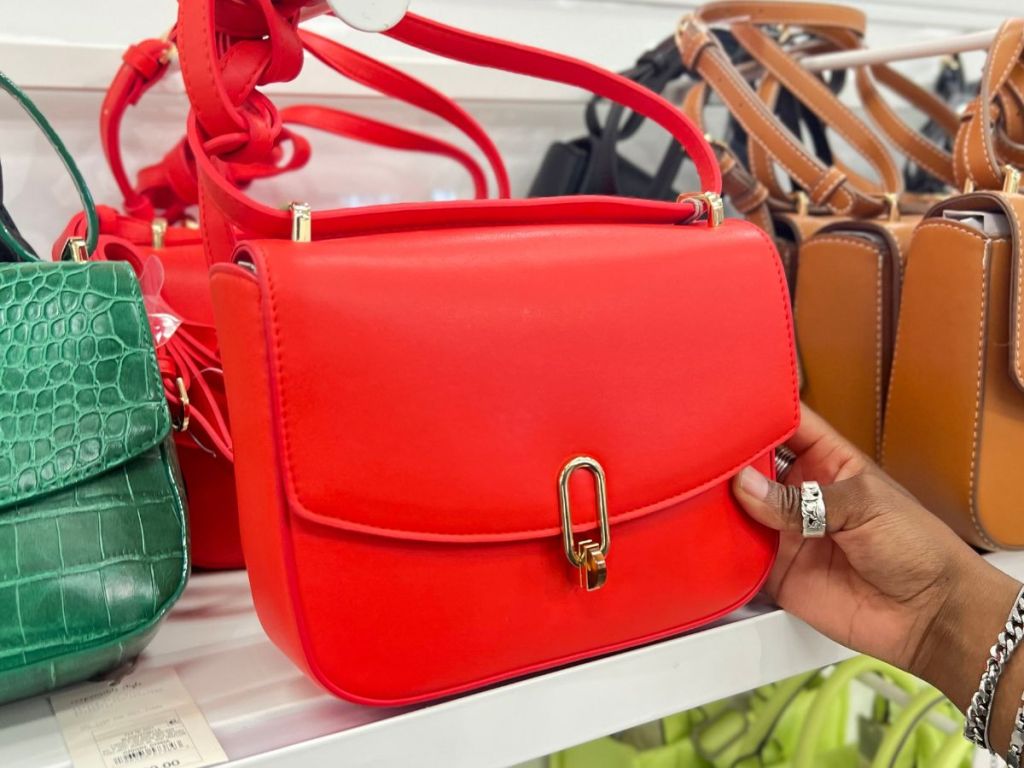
[904,54,978,194]
[528,36,686,200]
[0,160,36,262]
[529,32,840,202]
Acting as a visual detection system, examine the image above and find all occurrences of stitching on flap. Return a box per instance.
[881,220,994,547]
[804,236,887,457]
[882,221,987,466]
[1003,197,1024,387]
[266,225,799,540]
[968,241,996,548]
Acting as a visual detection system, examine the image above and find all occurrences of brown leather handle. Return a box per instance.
[956,19,1024,191]
[677,1,896,217]
[747,58,959,199]
[855,64,958,187]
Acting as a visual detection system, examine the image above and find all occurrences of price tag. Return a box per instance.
[51,668,227,768]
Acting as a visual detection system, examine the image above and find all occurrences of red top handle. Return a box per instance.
[178,1,721,195]
[380,13,721,191]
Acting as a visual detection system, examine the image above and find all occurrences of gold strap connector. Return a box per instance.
[1004,165,1022,195]
[173,377,191,433]
[151,217,168,250]
[290,202,312,243]
[883,193,900,223]
[678,191,725,228]
[62,237,89,263]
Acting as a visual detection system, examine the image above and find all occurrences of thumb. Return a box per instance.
[733,466,882,535]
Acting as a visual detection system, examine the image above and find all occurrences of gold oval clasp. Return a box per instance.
[558,456,610,591]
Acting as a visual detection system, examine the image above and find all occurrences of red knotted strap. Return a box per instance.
[180,3,718,190]
[107,19,505,218]
[182,5,722,262]
[178,0,304,161]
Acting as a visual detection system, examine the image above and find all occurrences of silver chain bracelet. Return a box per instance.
[964,586,1024,753]
[1009,696,1024,768]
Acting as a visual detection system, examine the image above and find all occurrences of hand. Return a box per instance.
[732,405,1020,730]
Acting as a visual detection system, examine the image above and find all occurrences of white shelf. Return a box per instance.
[4,552,1023,768]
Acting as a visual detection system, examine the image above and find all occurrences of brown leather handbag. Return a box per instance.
[676,2,957,460]
[789,56,959,459]
[676,3,901,263]
[883,20,1024,550]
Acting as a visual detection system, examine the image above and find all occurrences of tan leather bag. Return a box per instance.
[734,5,961,459]
[677,2,959,458]
[676,2,897,289]
[792,66,958,458]
[883,20,1024,549]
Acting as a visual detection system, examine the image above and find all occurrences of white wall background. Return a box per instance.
[0,0,1013,251]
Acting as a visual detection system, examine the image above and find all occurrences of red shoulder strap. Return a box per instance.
[381,12,719,192]
[105,23,508,219]
[299,29,510,197]
[180,3,721,253]
[101,38,178,220]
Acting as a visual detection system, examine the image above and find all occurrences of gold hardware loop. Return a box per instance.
[883,193,900,223]
[290,202,312,243]
[678,191,724,228]
[63,237,89,263]
[793,190,810,218]
[558,456,611,591]
[151,217,168,250]
[173,377,191,433]
[1004,165,1022,195]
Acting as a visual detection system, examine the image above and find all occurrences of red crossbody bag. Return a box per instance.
[179,1,799,705]
[58,27,509,568]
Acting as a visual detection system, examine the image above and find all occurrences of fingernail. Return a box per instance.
[738,467,770,500]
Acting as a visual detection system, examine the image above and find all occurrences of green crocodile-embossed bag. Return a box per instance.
[0,70,188,705]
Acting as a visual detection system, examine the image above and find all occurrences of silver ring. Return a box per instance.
[774,445,797,481]
[800,481,827,538]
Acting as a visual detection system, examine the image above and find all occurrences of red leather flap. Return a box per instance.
[242,218,798,543]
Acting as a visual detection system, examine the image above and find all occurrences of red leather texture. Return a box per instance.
[210,215,798,704]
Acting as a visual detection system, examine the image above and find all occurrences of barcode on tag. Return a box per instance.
[51,669,227,768]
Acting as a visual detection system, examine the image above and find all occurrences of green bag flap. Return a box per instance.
[0,262,170,508]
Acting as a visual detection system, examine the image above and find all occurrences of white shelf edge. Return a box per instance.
[232,609,856,768]
[4,552,1024,768]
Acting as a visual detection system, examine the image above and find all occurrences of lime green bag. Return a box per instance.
[868,686,971,768]
[550,671,849,768]
[549,655,972,768]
